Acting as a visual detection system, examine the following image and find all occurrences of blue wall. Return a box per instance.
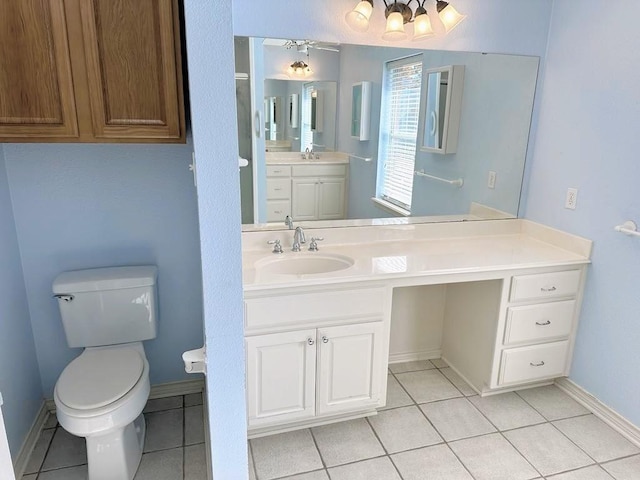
[184,0,248,477]
[0,148,43,458]
[3,142,203,397]
[337,45,539,219]
[525,0,640,426]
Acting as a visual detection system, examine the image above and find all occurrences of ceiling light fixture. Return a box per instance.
[345,0,465,41]
[287,49,313,77]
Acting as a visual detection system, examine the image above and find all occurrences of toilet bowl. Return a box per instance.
[52,265,159,480]
[54,343,150,480]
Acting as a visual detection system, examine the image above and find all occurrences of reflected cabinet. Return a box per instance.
[420,65,464,154]
[351,81,371,141]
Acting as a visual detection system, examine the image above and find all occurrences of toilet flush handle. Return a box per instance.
[53,294,74,302]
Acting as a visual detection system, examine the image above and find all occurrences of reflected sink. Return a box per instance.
[256,253,354,276]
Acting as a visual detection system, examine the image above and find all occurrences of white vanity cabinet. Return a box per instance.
[265,165,292,222]
[244,284,390,435]
[292,176,346,221]
[496,269,582,386]
[266,162,348,223]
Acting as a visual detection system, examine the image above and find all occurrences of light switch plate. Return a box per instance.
[488,171,497,189]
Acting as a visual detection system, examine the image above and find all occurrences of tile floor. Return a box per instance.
[248,360,640,480]
[21,392,206,480]
[20,361,640,479]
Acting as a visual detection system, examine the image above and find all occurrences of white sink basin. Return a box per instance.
[256,253,354,276]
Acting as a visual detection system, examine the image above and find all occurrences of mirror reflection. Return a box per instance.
[234,36,539,229]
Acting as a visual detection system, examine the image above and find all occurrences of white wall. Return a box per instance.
[525,0,640,426]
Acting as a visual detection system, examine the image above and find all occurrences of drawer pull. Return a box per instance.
[322,336,329,344]
[273,170,282,173]
[307,338,315,346]
[530,361,545,367]
[535,320,552,326]
[540,286,557,292]
[274,187,282,191]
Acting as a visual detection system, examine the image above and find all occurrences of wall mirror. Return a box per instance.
[234,36,540,230]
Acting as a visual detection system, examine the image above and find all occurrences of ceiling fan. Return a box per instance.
[282,39,340,53]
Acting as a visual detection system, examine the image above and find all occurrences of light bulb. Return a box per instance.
[438,3,466,33]
[345,0,373,32]
[382,11,407,41]
[287,65,294,75]
[412,11,434,40]
[295,66,303,75]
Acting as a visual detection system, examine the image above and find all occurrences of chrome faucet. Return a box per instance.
[292,226,306,252]
[284,215,294,230]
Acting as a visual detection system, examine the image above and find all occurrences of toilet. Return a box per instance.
[52,266,158,480]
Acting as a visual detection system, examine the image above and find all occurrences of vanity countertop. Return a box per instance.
[265,151,349,165]
[242,219,592,291]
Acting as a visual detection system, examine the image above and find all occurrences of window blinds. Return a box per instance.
[301,83,314,152]
[378,56,422,211]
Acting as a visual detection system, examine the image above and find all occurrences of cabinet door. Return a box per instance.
[0,0,78,140]
[317,322,384,416]
[246,330,316,427]
[292,178,319,221]
[318,177,346,220]
[78,0,184,141]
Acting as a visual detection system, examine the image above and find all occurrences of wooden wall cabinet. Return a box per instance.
[0,0,185,143]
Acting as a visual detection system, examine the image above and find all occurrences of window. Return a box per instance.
[300,83,314,152]
[376,56,423,213]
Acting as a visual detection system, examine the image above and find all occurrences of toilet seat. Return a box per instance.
[57,347,144,410]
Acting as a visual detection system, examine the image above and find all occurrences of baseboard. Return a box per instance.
[147,378,205,400]
[555,378,640,448]
[45,378,206,414]
[13,402,49,479]
[389,349,441,364]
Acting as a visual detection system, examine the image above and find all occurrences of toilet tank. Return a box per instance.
[53,266,158,348]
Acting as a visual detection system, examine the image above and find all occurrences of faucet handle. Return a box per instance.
[267,239,283,254]
[308,237,324,251]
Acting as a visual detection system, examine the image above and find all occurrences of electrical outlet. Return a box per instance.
[565,188,578,210]
[487,171,497,189]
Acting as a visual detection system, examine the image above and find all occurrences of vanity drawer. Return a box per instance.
[245,286,387,332]
[292,164,347,177]
[499,340,569,385]
[504,300,575,345]
[266,200,291,222]
[266,165,291,177]
[266,179,291,200]
[510,270,581,302]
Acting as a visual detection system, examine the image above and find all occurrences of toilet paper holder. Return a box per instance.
[182,347,206,375]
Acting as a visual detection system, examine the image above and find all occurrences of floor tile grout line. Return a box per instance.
[308,427,328,470]
[182,395,186,480]
[363,416,407,479]
[35,426,59,475]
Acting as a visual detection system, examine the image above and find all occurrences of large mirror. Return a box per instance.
[235,36,539,229]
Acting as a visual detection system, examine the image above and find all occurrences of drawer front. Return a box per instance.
[245,286,387,332]
[504,300,576,345]
[292,164,347,177]
[499,341,569,385]
[266,179,291,200]
[510,270,581,302]
[266,165,291,177]
[266,200,291,222]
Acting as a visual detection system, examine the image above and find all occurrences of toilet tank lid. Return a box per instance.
[53,266,158,293]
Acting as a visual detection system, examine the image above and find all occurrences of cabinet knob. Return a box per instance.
[529,361,545,367]
[307,338,315,345]
[322,336,329,344]
[540,286,557,292]
[535,320,551,326]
